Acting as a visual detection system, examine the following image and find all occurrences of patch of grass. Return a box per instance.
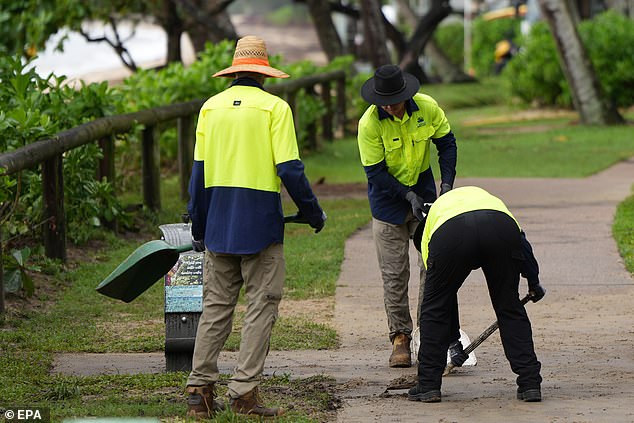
[0,195,365,421]
[12,372,338,422]
[219,313,338,351]
[302,139,366,184]
[423,77,509,109]
[304,109,634,182]
[614,188,634,274]
[452,107,634,177]
[284,198,370,298]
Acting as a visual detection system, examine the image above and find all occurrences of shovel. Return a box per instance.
[96,213,308,302]
[443,293,532,375]
[386,293,533,390]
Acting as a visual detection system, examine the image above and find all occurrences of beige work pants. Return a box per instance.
[372,214,426,342]
[186,243,285,398]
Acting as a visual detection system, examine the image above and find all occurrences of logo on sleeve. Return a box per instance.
[233,100,241,106]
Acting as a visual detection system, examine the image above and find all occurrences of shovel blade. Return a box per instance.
[96,240,189,302]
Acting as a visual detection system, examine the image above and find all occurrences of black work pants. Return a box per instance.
[417,210,542,391]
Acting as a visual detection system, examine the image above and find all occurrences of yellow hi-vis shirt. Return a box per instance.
[357,93,451,187]
[193,85,299,191]
[421,186,520,266]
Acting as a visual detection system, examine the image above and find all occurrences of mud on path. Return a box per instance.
[53,158,634,422]
[331,158,634,422]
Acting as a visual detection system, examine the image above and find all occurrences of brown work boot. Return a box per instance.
[230,387,284,417]
[389,333,412,368]
[186,384,225,419]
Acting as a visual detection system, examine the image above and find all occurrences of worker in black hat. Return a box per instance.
[409,185,545,403]
[357,64,458,368]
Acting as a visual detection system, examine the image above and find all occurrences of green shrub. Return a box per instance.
[434,21,465,69]
[471,16,521,76]
[0,56,126,250]
[503,23,568,106]
[0,45,359,280]
[503,10,634,108]
[578,10,634,108]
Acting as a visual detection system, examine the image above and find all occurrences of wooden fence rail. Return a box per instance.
[0,70,346,309]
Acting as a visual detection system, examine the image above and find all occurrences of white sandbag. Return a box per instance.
[410,327,477,366]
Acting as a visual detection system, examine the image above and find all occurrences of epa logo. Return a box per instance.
[1,407,49,422]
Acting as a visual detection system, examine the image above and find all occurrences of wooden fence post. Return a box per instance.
[97,135,115,184]
[306,87,318,151]
[286,91,298,133]
[336,76,347,136]
[142,125,161,211]
[321,81,333,141]
[97,135,117,230]
[177,116,195,201]
[42,155,67,261]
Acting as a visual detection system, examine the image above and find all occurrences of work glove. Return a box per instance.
[191,237,205,253]
[449,340,469,367]
[405,191,430,221]
[439,183,452,196]
[528,282,546,303]
[311,211,327,234]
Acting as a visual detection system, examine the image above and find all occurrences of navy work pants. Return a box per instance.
[417,210,542,391]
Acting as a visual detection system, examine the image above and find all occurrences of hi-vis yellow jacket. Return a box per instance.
[420,186,519,266]
[357,93,456,224]
[188,78,323,254]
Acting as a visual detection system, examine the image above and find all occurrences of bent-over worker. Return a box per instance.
[409,186,545,403]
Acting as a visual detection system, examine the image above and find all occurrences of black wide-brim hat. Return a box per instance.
[361,64,420,106]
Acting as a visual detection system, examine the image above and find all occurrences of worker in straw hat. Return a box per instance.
[356,64,459,369]
[184,35,327,418]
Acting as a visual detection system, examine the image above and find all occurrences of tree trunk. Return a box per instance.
[425,39,476,83]
[178,0,237,53]
[164,0,183,63]
[399,0,452,80]
[395,0,475,83]
[538,0,624,124]
[360,0,391,67]
[380,12,429,83]
[306,0,343,61]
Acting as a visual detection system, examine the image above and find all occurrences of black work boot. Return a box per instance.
[407,384,442,403]
[449,340,468,367]
[186,384,225,418]
[517,387,542,402]
[230,387,284,417]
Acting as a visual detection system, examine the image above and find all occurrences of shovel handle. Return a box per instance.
[444,293,533,376]
[284,212,310,224]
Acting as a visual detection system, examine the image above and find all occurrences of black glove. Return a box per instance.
[449,340,469,367]
[192,237,205,253]
[311,211,327,234]
[405,191,428,221]
[528,283,546,302]
[439,183,452,196]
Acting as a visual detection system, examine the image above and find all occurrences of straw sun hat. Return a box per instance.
[213,35,289,79]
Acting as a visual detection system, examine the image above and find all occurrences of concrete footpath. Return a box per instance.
[52,158,634,422]
[332,157,634,422]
